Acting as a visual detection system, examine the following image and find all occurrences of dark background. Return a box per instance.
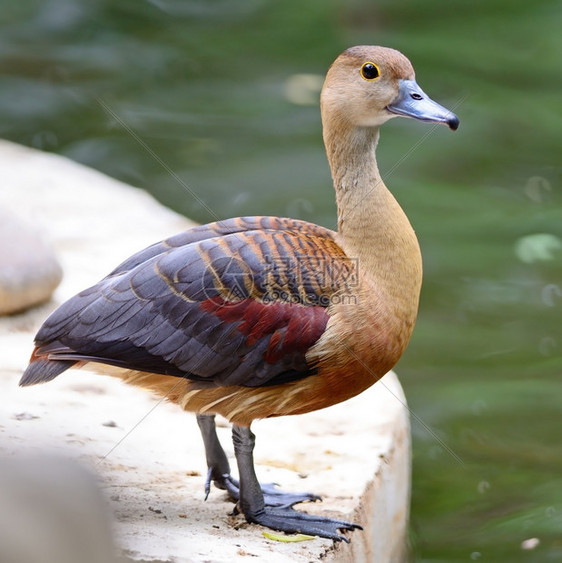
[1,1,561,560]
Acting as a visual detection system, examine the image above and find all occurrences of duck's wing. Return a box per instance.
[108,216,337,275]
[22,218,356,388]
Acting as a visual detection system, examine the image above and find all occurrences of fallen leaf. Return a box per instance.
[262,531,316,542]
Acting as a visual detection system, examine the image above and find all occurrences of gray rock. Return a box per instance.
[0,455,119,563]
[0,209,62,314]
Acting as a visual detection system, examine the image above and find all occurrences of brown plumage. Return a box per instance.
[20,46,459,541]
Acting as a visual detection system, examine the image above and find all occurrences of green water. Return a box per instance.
[1,1,561,560]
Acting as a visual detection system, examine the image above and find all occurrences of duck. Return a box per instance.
[20,45,459,542]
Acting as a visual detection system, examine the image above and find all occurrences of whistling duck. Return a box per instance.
[21,46,458,541]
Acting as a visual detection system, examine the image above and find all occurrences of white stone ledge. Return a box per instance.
[0,140,410,562]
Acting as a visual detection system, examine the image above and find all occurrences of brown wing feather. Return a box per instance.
[21,217,356,396]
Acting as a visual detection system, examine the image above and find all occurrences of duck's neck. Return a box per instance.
[324,122,422,317]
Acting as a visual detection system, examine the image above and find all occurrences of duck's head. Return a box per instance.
[321,45,459,132]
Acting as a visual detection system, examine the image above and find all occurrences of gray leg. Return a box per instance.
[196,414,231,498]
[196,413,319,507]
[232,424,361,542]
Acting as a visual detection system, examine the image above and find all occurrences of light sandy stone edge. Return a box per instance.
[0,140,411,562]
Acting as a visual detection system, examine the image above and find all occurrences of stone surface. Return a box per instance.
[0,209,62,315]
[0,140,411,562]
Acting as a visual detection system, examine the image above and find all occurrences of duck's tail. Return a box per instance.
[19,351,77,387]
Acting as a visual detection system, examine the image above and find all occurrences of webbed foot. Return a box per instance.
[246,505,361,542]
[213,471,320,507]
[231,424,361,542]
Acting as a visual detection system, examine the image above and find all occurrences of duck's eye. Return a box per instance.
[360,62,380,81]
